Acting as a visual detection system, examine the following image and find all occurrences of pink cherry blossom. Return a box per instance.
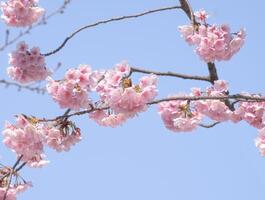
[7,41,50,84]
[158,97,203,132]
[179,14,245,62]
[2,115,47,168]
[41,122,81,152]
[255,128,265,156]
[47,65,101,110]
[194,9,209,22]
[14,182,32,194]
[0,187,16,200]
[232,94,265,128]
[193,80,232,122]
[1,0,44,27]
[96,62,157,117]
[89,110,127,127]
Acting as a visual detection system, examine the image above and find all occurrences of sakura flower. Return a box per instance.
[41,120,81,152]
[158,98,203,132]
[89,110,127,127]
[194,9,209,22]
[255,128,265,156]
[2,115,47,168]
[179,15,245,62]
[47,65,100,110]
[96,62,158,117]
[193,80,232,122]
[1,0,44,27]
[7,41,50,84]
[0,187,16,200]
[0,171,32,200]
[232,94,265,128]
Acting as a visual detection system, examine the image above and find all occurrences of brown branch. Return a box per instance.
[3,155,23,200]
[130,66,210,82]
[37,94,265,122]
[179,0,196,24]
[199,122,221,128]
[43,5,182,57]
[0,79,46,94]
[0,0,71,51]
[207,62,219,84]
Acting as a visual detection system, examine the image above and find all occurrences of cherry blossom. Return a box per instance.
[89,110,127,127]
[192,80,232,122]
[7,41,50,84]
[179,13,245,62]
[47,65,101,110]
[0,187,16,200]
[0,0,44,27]
[96,62,158,117]
[158,97,203,132]
[41,121,81,152]
[232,94,265,129]
[2,115,48,168]
[194,9,209,22]
[255,128,265,156]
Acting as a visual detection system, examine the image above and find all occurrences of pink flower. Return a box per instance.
[89,110,127,127]
[41,122,81,152]
[2,115,48,168]
[0,187,16,200]
[255,128,265,156]
[179,19,245,62]
[193,80,232,122]
[1,0,44,27]
[0,182,32,200]
[232,94,265,128]
[158,98,203,132]
[47,65,101,110]
[7,41,50,84]
[96,62,158,117]
[194,9,209,22]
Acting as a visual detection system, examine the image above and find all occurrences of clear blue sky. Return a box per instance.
[1,0,265,199]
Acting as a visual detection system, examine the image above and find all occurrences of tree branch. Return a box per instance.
[43,5,182,56]
[130,66,210,82]
[0,0,71,51]
[37,94,265,122]
[0,79,46,94]
[199,122,221,128]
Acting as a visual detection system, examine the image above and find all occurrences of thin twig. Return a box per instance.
[130,67,210,82]
[3,155,23,200]
[0,79,46,94]
[0,0,71,51]
[37,94,265,122]
[199,122,221,128]
[43,5,182,56]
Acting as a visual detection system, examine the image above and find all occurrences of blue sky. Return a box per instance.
[1,0,265,199]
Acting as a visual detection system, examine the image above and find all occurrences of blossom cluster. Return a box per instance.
[96,63,158,117]
[0,182,31,200]
[0,0,44,27]
[157,80,265,156]
[47,64,101,110]
[7,41,49,84]
[179,10,245,62]
[0,164,32,200]
[3,115,81,167]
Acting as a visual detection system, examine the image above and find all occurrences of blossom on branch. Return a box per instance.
[7,41,50,84]
[89,110,127,128]
[179,11,245,62]
[47,64,102,111]
[2,115,48,168]
[97,62,158,117]
[0,0,44,27]
[158,97,203,132]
